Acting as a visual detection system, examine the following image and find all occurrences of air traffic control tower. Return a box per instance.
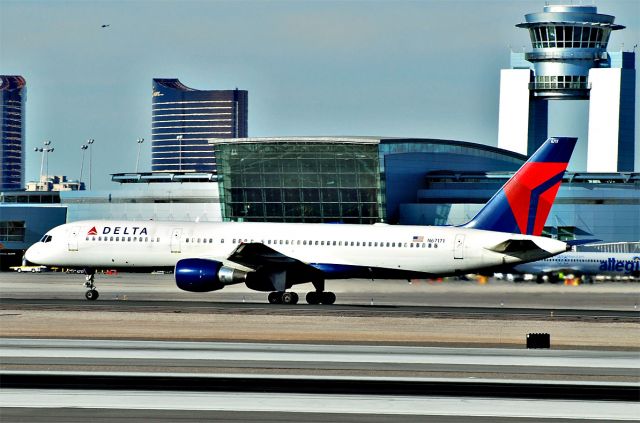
[498,4,635,172]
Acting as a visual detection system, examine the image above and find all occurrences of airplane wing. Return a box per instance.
[226,243,324,287]
[228,242,301,268]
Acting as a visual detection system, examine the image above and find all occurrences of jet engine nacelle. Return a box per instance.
[175,258,249,292]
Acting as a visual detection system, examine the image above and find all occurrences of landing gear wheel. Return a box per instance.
[85,289,99,301]
[282,292,294,304]
[83,270,98,300]
[268,291,282,304]
[320,292,336,305]
[306,291,320,305]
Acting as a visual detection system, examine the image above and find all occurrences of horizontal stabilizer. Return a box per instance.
[485,238,562,261]
[486,239,541,254]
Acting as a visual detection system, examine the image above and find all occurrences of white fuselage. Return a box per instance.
[26,220,567,278]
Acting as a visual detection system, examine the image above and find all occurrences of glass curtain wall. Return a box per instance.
[216,142,381,223]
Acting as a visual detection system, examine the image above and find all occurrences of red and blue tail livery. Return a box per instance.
[463,137,577,235]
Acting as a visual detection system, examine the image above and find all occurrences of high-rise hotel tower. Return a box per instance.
[498,5,635,172]
[1,76,26,190]
[151,79,248,173]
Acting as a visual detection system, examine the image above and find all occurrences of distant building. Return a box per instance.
[25,175,84,192]
[151,79,248,174]
[0,76,26,190]
[498,5,635,172]
[0,191,66,270]
[62,172,221,222]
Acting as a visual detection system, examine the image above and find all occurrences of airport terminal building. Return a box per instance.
[210,137,639,242]
[2,136,638,268]
[210,137,525,225]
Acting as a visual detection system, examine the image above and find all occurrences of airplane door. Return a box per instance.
[170,228,182,253]
[68,226,80,251]
[454,234,465,259]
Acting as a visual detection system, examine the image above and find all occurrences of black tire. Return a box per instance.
[282,292,294,304]
[291,292,299,304]
[306,291,320,305]
[321,292,336,305]
[268,292,281,304]
[85,289,99,301]
[17,268,22,273]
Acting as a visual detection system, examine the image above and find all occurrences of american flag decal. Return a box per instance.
[412,235,423,242]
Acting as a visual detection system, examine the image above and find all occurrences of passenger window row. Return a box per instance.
[544,258,600,262]
[229,238,438,249]
[86,236,160,243]
[85,234,440,249]
[185,238,215,243]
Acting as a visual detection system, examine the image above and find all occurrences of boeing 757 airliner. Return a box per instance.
[25,137,577,304]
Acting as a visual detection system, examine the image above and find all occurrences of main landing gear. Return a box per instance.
[268,291,299,304]
[83,269,99,301]
[305,291,336,305]
[266,290,336,305]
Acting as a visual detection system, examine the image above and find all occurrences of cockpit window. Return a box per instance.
[40,235,53,243]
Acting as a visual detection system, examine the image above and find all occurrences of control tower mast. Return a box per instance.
[498,4,635,172]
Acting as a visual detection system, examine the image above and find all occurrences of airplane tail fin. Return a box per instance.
[462,137,577,236]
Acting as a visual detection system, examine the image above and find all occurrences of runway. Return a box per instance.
[1,340,639,421]
[2,271,639,310]
[3,391,638,422]
[1,272,639,348]
[2,338,639,382]
[2,272,639,421]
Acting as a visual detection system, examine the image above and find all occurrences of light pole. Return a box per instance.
[45,145,54,180]
[176,135,183,172]
[87,139,95,189]
[34,140,54,183]
[79,144,89,184]
[135,138,144,173]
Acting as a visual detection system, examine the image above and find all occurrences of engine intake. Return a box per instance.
[175,258,249,292]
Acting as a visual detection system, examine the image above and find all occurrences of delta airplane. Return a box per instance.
[507,250,640,283]
[25,137,577,304]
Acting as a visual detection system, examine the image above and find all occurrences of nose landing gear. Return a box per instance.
[83,269,99,301]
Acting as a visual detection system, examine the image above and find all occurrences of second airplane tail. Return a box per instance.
[463,137,577,236]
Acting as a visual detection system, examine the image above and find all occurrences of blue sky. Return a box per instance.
[1,0,638,189]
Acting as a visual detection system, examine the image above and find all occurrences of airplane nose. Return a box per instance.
[24,244,39,264]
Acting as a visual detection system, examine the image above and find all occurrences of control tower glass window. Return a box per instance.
[548,26,556,46]
[572,27,583,48]
[529,25,609,49]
